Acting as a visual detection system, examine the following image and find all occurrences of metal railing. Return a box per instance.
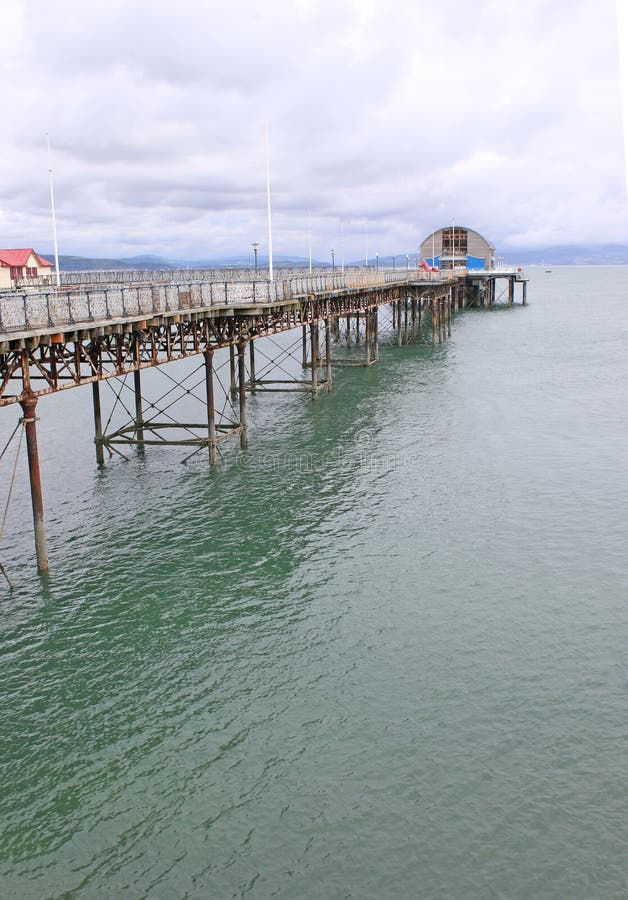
[0,269,454,337]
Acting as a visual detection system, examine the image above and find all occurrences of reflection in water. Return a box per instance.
[1,268,628,899]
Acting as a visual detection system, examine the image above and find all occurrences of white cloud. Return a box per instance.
[0,0,626,261]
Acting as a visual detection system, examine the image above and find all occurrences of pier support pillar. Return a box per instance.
[229,344,237,397]
[237,341,248,448]
[249,339,256,392]
[522,281,527,306]
[302,325,308,366]
[373,308,379,361]
[310,322,319,399]
[133,368,144,443]
[346,315,351,346]
[204,349,218,465]
[365,307,371,365]
[19,392,49,575]
[508,277,514,306]
[92,380,105,467]
[447,291,452,337]
[325,318,332,393]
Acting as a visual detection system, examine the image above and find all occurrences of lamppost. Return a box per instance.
[406,254,409,272]
[252,242,259,274]
[375,253,379,272]
[392,255,396,271]
[331,248,335,272]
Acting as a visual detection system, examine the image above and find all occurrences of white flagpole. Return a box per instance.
[265,124,274,282]
[340,222,345,274]
[46,133,61,287]
[308,210,312,274]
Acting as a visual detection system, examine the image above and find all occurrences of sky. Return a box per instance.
[1,0,627,263]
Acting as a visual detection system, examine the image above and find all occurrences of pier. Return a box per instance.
[0,265,527,575]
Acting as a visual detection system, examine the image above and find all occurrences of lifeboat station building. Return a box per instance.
[420,227,495,270]
[0,249,53,290]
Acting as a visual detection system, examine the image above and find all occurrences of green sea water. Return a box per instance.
[1,267,627,899]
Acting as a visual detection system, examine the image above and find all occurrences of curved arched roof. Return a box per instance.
[421,226,495,251]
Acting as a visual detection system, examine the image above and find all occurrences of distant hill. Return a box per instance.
[499,244,628,266]
[39,244,628,272]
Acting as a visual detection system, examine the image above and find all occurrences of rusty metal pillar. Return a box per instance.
[365,307,371,365]
[373,308,379,361]
[310,321,319,400]
[19,392,49,575]
[403,297,409,344]
[92,380,105,466]
[133,368,144,443]
[397,302,403,347]
[229,344,237,397]
[447,291,452,336]
[237,341,248,448]
[302,324,308,366]
[432,297,437,346]
[411,297,417,339]
[325,318,332,393]
[204,349,218,465]
[508,277,514,305]
[355,312,360,344]
[392,301,396,329]
[522,281,527,306]
[249,339,256,392]
[346,314,351,346]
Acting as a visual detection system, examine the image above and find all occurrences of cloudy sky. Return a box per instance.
[1,0,627,262]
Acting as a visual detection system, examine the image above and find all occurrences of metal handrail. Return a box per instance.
[0,269,457,337]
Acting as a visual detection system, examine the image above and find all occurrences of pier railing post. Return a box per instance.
[19,392,49,575]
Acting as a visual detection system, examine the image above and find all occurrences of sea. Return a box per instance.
[1,266,627,899]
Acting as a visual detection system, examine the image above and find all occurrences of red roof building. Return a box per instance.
[0,249,53,289]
